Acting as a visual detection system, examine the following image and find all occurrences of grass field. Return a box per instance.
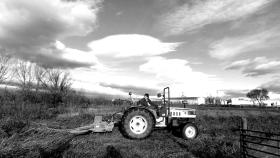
[1,102,279,158]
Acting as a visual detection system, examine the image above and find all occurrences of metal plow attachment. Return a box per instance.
[70,116,114,135]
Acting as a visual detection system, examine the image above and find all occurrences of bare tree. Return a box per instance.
[41,68,72,93]
[34,64,47,92]
[14,60,34,91]
[0,53,11,84]
[40,68,72,105]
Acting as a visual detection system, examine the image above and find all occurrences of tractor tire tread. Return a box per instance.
[120,108,154,139]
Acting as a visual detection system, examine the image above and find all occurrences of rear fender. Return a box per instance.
[122,106,156,124]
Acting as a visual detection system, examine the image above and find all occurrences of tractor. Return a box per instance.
[70,87,198,140]
[119,87,198,139]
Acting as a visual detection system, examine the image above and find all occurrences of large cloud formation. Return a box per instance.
[99,83,160,96]
[225,57,280,77]
[0,0,102,67]
[222,89,249,98]
[158,0,275,36]
[88,34,181,58]
[139,57,221,96]
[65,34,181,96]
[69,67,161,96]
[259,77,280,94]
[209,29,280,59]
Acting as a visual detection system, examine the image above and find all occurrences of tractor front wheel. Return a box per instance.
[182,123,198,139]
[121,108,154,139]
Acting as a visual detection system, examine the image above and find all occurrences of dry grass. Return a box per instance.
[64,129,194,158]
[1,93,279,158]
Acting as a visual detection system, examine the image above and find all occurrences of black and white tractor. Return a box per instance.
[70,87,198,139]
[120,87,198,139]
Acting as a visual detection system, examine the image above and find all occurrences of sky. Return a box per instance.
[0,0,280,98]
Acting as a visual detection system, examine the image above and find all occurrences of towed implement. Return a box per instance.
[70,87,198,139]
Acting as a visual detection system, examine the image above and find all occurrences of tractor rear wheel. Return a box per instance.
[121,108,154,139]
[182,123,198,139]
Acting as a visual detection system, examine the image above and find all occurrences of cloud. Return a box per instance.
[259,77,280,94]
[0,0,102,67]
[54,41,100,67]
[67,56,224,97]
[225,57,280,77]
[222,89,249,98]
[74,82,128,96]
[225,59,251,70]
[100,83,160,96]
[209,29,280,59]
[139,57,221,96]
[7,40,101,68]
[67,57,221,97]
[222,79,280,99]
[88,34,181,58]
[69,67,161,96]
[258,77,280,99]
[159,0,274,36]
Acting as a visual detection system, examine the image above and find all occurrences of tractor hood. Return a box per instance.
[169,107,196,118]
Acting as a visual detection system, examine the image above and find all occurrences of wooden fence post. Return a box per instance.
[240,117,248,158]
[242,117,247,130]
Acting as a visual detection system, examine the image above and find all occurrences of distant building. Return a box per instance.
[230,97,255,105]
[230,97,280,107]
[169,97,182,104]
[180,97,205,105]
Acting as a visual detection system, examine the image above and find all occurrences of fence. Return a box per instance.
[240,118,280,158]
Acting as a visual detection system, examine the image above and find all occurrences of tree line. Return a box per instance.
[0,53,71,93]
[0,52,73,106]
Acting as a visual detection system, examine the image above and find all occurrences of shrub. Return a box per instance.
[92,97,112,106]
[185,134,240,158]
[0,117,28,136]
[0,88,101,120]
